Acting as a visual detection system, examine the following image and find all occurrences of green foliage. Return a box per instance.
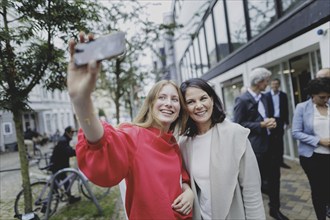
[51,185,123,220]
[0,0,101,112]
[0,0,103,214]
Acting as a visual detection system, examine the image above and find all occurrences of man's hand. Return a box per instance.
[261,118,277,129]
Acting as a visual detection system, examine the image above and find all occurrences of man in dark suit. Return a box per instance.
[234,68,288,220]
[266,78,290,169]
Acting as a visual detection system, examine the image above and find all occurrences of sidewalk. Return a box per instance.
[0,143,55,220]
[1,146,317,220]
[264,158,317,220]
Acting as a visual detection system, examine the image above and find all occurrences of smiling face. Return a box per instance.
[271,79,280,93]
[185,87,214,134]
[152,84,181,131]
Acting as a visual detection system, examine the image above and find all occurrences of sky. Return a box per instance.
[140,1,172,24]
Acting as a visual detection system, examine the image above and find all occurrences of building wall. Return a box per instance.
[0,84,75,152]
[171,0,330,160]
[208,23,328,159]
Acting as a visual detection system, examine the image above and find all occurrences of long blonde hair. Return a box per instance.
[132,80,188,133]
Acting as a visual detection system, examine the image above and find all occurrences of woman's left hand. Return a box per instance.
[172,184,194,215]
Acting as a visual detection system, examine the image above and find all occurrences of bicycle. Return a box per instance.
[14,165,110,219]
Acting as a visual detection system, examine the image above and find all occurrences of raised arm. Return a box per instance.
[67,33,103,143]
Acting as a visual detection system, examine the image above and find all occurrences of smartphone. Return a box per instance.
[73,31,126,66]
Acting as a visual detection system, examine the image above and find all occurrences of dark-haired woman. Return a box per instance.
[292,77,330,220]
[179,78,265,219]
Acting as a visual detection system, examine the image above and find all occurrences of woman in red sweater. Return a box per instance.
[67,32,193,219]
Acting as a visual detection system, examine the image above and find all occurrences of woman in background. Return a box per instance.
[292,77,330,220]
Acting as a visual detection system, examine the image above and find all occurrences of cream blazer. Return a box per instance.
[179,119,265,220]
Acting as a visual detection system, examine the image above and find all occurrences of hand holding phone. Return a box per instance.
[73,31,126,66]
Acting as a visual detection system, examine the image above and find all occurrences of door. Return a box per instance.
[289,54,312,106]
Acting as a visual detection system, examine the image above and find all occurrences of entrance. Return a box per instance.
[289,53,312,106]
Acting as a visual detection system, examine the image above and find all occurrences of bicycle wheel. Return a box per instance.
[80,180,110,200]
[33,147,42,160]
[14,181,59,219]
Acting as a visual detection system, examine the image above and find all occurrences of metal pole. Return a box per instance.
[45,168,103,219]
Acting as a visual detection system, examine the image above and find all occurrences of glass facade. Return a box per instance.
[247,0,277,38]
[177,0,307,80]
[213,1,229,61]
[281,0,304,15]
[193,37,202,77]
[204,15,217,67]
[226,0,247,51]
[198,27,209,74]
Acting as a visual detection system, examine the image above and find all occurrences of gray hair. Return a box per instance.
[249,67,271,86]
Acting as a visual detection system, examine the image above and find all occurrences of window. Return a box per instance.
[247,0,276,38]
[221,76,244,121]
[213,1,230,61]
[45,114,52,133]
[198,27,209,74]
[185,51,192,79]
[281,0,304,16]
[182,56,189,81]
[189,45,197,78]
[3,122,13,135]
[193,37,202,77]
[226,0,247,51]
[204,14,217,67]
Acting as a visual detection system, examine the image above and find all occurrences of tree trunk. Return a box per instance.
[13,110,32,213]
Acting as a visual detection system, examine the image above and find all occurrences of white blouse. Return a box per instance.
[191,129,212,219]
[313,104,330,154]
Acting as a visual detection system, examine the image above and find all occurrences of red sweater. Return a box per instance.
[76,122,192,220]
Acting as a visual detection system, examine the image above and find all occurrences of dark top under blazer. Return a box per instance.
[265,91,289,135]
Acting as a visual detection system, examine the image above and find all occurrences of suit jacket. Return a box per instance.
[179,120,265,220]
[265,91,289,135]
[233,91,270,153]
[292,99,321,157]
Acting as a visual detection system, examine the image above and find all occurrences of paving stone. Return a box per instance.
[1,152,319,220]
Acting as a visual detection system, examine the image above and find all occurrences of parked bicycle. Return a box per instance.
[14,164,110,219]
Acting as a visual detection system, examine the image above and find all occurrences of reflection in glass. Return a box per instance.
[213,0,229,61]
[247,0,276,38]
[189,46,196,77]
[198,27,209,74]
[281,0,304,15]
[193,37,202,77]
[186,51,192,79]
[226,0,247,51]
[205,15,217,67]
[289,53,311,105]
[182,57,188,81]
[221,76,244,121]
[179,61,184,81]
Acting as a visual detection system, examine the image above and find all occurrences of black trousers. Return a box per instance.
[53,172,71,195]
[300,153,330,220]
[264,132,283,209]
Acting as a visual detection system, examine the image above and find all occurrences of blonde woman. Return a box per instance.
[67,33,193,219]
